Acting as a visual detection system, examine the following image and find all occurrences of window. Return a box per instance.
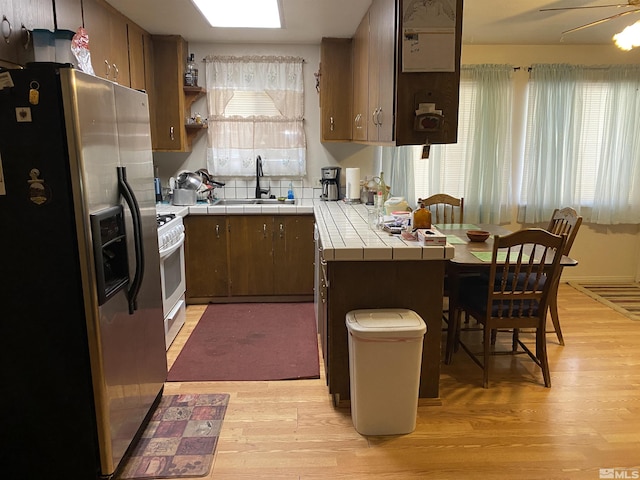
[520,64,640,225]
[412,64,514,224]
[204,56,306,177]
[223,91,282,117]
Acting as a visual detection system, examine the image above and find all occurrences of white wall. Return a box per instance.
[461,44,640,283]
[152,42,378,200]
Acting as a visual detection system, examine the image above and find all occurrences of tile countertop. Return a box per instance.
[314,201,454,262]
[156,199,454,262]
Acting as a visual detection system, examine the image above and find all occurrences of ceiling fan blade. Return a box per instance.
[541,5,631,11]
[562,8,640,35]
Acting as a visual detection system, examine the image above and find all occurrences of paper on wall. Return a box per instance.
[402,30,456,72]
[401,0,456,72]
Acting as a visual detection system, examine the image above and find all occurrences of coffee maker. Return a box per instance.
[321,166,341,201]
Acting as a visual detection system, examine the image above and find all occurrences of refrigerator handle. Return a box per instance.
[117,166,145,314]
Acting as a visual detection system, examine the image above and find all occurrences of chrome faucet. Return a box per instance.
[255,155,270,199]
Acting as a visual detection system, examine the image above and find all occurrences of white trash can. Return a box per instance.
[346,308,427,435]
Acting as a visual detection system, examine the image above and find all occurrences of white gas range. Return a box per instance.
[156,210,186,350]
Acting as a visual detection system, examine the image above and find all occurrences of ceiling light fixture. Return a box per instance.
[613,21,640,50]
[190,0,282,29]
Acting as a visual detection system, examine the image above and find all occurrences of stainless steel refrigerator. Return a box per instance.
[0,64,167,479]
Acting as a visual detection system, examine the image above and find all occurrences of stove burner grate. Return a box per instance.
[157,213,176,227]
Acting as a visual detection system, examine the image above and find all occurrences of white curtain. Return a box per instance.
[415,64,514,223]
[519,64,581,223]
[594,66,640,224]
[520,64,640,224]
[382,145,419,207]
[204,55,306,177]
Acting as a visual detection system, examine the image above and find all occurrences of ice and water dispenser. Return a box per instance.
[90,206,130,306]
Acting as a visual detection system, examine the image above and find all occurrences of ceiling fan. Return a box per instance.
[540,0,640,35]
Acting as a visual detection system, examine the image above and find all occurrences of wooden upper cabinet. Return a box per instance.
[12,0,54,31]
[150,35,188,151]
[127,22,146,91]
[0,1,18,64]
[351,12,369,142]
[348,0,463,146]
[82,0,130,86]
[368,0,395,143]
[150,35,205,152]
[1,0,55,65]
[320,37,353,142]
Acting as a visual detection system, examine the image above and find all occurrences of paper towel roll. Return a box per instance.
[345,168,361,200]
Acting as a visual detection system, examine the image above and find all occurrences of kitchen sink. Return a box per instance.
[212,198,296,206]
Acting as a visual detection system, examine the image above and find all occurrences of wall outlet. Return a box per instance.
[313,177,322,186]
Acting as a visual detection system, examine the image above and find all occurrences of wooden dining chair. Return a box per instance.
[418,194,464,327]
[418,193,464,224]
[447,228,566,388]
[545,207,582,346]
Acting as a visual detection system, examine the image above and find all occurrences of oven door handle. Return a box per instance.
[159,232,185,259]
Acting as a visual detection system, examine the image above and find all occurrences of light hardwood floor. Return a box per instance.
[164,284,640,480]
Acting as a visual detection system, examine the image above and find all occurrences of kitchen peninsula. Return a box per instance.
[314,201,453,404]
[159,199,453,403]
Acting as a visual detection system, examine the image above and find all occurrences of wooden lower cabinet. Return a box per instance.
[185,214,314,303]
[184,215,229,300]
[273,215,315,295]
[228,215,275,296]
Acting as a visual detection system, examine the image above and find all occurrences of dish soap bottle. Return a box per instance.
[287,182,294,200]
[413,202,432,229]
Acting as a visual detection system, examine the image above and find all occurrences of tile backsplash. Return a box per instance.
[213,178,321,200]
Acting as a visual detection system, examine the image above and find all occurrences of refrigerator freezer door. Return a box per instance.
[60,69,167,475]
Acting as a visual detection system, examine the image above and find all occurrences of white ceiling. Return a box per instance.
[105,0,640,46]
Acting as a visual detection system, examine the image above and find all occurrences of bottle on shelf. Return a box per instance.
[184,53,198,87]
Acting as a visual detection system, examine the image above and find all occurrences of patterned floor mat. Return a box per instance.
[117,393,229,479]
[569,282,640,321]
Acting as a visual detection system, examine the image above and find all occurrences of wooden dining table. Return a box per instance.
[434,223,578,364]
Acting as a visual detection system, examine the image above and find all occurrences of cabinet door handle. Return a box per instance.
[330,116,335,132]
[320,257,329,287]
[372,108,380,126]
[1,16,12,44]
[377,108,383,126]
[20,24,29,50]
[170,126,174,140]
[263,223,268,238]
[215,224,220,239]
[279,223,284,238]
[112,64,119,83]
[104,60,111,77]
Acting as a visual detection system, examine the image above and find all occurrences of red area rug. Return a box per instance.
[117,393,229,479]
[167,302,320,382]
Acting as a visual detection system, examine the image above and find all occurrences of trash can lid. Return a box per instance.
[346,309,427,338]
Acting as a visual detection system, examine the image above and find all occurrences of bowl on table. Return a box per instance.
[466,230,491,242]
